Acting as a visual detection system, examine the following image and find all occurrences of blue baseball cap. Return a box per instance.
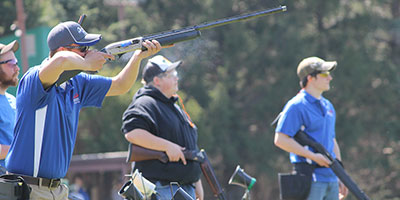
[47,21,101,51]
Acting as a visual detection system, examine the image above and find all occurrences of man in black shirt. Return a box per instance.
[121,55,203,200]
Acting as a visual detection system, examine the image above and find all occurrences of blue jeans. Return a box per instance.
[153,181,195,200]
[306,181,339,200]
[0,165,7,175]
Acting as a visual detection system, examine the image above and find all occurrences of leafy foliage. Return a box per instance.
[2,0,399,199]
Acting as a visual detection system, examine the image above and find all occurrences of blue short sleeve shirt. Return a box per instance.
[5,65,112,179]
[275,90,337,182]
[0,92,16,168]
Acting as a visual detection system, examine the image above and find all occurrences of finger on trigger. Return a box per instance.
[181,155,187,165]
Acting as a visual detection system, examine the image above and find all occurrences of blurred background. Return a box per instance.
[1,0,399,199]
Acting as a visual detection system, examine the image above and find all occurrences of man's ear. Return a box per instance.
[153,76,161,86]
[307,74,314,81]
[57,47,67,51]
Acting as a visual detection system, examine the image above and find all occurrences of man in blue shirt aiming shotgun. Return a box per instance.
[5,20,165,200]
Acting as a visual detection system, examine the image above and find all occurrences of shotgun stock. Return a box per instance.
[126,143,205,163]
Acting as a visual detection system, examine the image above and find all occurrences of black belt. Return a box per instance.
[19,175,61,189]
[151,179,194,187]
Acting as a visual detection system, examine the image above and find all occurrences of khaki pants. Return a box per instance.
[28,184,69,200]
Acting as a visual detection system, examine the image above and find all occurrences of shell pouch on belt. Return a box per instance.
[0,174,31,200]
[271,113,314,200]
[278,162,314,200]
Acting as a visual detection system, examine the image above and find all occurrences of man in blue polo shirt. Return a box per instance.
[0,40,19,175]
[274,57,348,200]
[5,21,163,199]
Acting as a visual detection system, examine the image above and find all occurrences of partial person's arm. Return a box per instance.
[0,144,10,159]
[125,128,187,164]
[38,50,114,89]
[274,132,331,167]
[195,179,204,200]
[333,138,342,161]
[106,40,167,96]
[333,138,349,199]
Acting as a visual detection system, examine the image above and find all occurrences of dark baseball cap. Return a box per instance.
[142,55,182,83]
[297,56,337,80]
[0,40,19,57]
[47,21,101,51]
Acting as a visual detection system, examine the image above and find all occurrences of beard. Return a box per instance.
[0,68,18,87]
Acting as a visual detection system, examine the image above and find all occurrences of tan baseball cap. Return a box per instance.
[297,56,337,80]
[0,40,19,57]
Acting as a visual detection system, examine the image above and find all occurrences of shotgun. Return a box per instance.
[294,131,371,200]
[126,144,228,200]
[126,143,205,163]
[200,150,228,200]
[102,5,286,55]
[55,5,287,86]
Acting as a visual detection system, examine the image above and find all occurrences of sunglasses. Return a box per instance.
[310,71,330,78]
[318,71,330,78]
[0,58,18,66]
[64,45,89,53]
[158,70,178,79]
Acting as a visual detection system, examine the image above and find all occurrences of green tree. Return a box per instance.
[1,0,399,199]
